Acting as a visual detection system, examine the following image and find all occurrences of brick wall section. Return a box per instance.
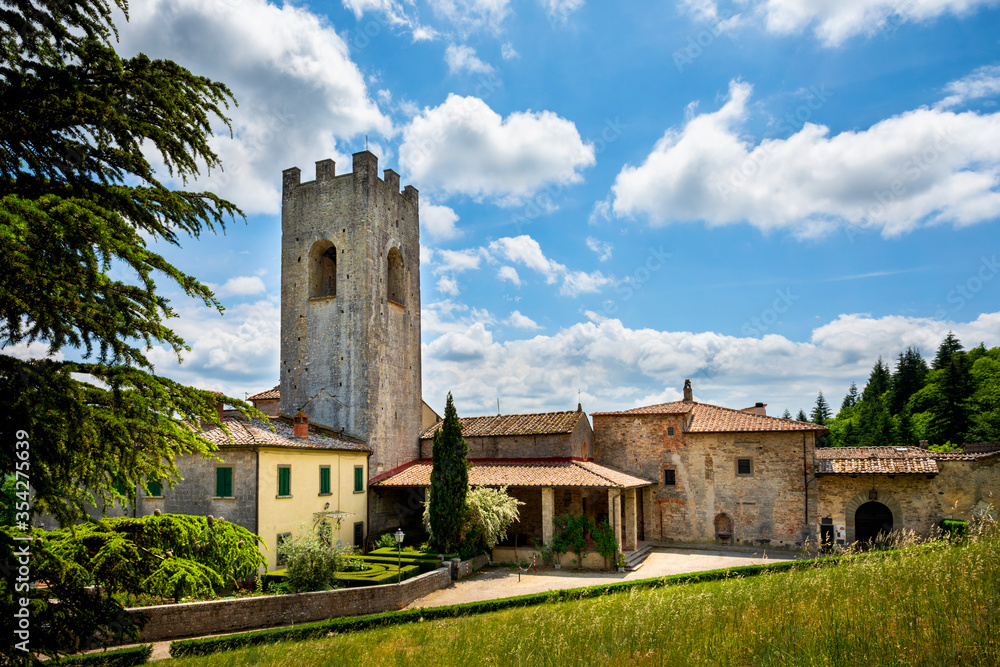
[420,431,587,460]
[131,567,450,642]
[593,413,816,547]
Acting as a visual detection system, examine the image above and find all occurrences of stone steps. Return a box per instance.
[623,543,653,571]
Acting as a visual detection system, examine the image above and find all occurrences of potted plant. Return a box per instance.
[616,553,626,572]
[551,531,568,569]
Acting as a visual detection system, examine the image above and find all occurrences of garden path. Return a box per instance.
[403,546,800,609]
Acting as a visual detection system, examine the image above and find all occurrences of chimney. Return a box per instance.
[682,379,693,403]
[293,411,309,440]
[918,439,929,449]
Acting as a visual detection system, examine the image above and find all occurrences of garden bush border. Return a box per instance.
[169,547,924,658]
[53,644,153,666]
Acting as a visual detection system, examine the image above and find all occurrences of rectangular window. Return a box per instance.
[736,458,753,477]
[319,466,331,495]
[278,465,291,497]
[663,469,676,486]
[667,426,675,436]
[146,478,163,497]
[354,465,364,493]
[215,467,233,497]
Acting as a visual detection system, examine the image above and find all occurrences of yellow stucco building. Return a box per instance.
[138,413,370,572]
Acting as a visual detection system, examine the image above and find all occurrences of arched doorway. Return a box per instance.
[854,501,893,543]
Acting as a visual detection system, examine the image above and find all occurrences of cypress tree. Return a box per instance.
[428,393,468,553]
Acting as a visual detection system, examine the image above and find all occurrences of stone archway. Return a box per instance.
[845,489,903,543]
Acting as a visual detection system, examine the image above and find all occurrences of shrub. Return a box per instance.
[53,644,152,666]
[462,486,524,555]
[591,520,619,568]
[554,514,592,568]
[277,525,357,592]
[374,533,398,550]
[941,518,968,538]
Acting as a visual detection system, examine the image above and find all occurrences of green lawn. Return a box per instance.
[164,531,1000,666]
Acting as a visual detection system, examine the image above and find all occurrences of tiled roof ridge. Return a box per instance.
[689,402,823,430]
[816,446,1000,461]
[201,416,371,452]
[420,410,583,438]
[591,400,691,416]
[248,384,280,400]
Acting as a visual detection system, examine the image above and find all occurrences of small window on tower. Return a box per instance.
[667,426,675,436]
[387,247,404,305]
[663,468,676,486]
[309,240,337,298]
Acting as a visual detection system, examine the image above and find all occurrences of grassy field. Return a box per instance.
[164,530,1000,666]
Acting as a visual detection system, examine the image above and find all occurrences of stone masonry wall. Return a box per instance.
[280,152,421,482]
[137,447,258,536]
[418,414,592,460]
[816,456,1000,542]
[131,567,450,642]
[594,413,816,547]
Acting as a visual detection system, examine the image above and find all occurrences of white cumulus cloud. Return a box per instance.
[610,79,1000,238]
[936,64,1000,110]
[437,275,461,296]
[444,44,495,74]
[506,310,542,330]
[497,265,522,285]
[399,95,595,205]
[585,236,613,261]
[216,275,266,297]
[422,202,463,241]
[116,0,391,215]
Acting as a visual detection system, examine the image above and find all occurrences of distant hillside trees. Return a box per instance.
[820,334,1000,449]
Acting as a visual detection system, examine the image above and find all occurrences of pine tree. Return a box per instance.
[428,393,469,553]
[857,358,894,447]
[0,2,255,658]
[933,332,965,370]
[810,392,832,425]
[1,0,250,527]
[840,382,860,412]
[796,409,808,422]
[890,347,929,414]
[782,409,791,419]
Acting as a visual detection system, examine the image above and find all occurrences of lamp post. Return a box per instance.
[395,528,404,584]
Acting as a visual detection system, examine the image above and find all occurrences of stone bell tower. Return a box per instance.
[279,151,422,475]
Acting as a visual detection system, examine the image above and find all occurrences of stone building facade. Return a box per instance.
[592,382,822,548]
[279,151,421,478]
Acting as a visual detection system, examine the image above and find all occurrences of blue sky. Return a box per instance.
[34,0,1000,419]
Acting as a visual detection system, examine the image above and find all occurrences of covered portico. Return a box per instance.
[373,458,654,552]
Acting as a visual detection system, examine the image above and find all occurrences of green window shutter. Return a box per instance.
[146,478,162,497]
[354,465,364,493]
[319,467,330,494]
[278,467,291,497]
[216,467,233,497]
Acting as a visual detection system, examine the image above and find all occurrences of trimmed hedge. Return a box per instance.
[53,644,153,666]
[334,563,421,587]
[941,518,969,538]
[358,555,439,574]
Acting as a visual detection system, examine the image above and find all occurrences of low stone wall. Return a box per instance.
[450,554,490,579]
[130,567,450,642]
[492,547,608,570]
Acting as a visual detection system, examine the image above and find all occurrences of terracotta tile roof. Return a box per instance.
[815,446,1000,462]
[200,417,370,453]
[592,401,824,433]
[420,411,584,439]
[248,385,280,401]
[592,401,694,416]
[816,457,939,475]
[373,459,653,489]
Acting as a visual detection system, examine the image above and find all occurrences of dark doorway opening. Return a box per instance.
[820,524,834,553]
[854,502,893,544]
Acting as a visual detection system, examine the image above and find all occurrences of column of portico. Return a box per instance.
[608,488,622,551]
[541,487,554,545]
[624,487,638,551]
